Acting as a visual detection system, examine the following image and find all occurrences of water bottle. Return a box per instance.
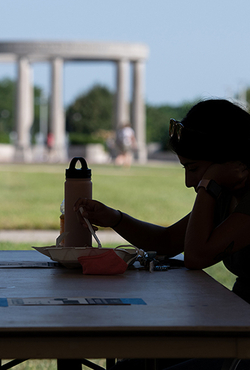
[64,157,92,248]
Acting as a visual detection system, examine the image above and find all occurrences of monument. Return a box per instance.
[0,41,149,163]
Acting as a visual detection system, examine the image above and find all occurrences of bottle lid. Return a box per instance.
[65,157,91,179]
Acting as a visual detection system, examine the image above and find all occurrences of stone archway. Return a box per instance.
[0,41,149,163]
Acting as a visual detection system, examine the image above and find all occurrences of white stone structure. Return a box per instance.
[0,41,149,163]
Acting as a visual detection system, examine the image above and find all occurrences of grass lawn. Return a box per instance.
[0,162,195,229]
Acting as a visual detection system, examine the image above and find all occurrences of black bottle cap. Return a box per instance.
[65,157,91,179]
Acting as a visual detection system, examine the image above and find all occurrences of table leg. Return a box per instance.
[57,359,82,370]
[106,359,116,369]
[221,359,241,370]
[144,359,158,370]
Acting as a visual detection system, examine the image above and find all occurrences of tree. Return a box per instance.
[65,83,198,148]
[146,101,195,150]
[0,78,15,142]
[66,85,114,144]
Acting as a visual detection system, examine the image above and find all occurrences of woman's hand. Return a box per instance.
[73,198,121,228]
[202,161,249,191]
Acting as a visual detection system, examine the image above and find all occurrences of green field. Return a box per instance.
[0,162,195,229]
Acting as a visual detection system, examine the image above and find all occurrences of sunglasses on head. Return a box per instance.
[169,119,184,141]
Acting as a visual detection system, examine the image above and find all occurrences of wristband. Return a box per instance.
[112,210,123,228]
[197,179,222,199]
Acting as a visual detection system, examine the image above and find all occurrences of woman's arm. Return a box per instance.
[74,198,189,256]
[184,162,250,269]
[113,211,189,256]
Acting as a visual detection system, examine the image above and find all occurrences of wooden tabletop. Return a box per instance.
[0,250,250,360]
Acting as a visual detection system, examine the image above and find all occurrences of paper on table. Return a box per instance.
[0,297,146,306]
[0,261,58,268]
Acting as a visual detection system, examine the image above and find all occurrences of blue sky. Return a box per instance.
[0,0,250,107]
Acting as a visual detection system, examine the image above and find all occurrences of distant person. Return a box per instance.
[105,131,118,163]
[47,132,54,152]
[46,132,54,161]
[75,99,250,370]
[115,123,137,167]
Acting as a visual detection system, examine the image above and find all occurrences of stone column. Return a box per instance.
[132,60,147,163]
[15,57,33,162]
[115,59,130,128]
[49,57,67,162]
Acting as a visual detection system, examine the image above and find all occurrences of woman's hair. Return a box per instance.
[169,99,250,166]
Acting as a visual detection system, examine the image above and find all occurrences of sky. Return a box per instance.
[0,0,250,107]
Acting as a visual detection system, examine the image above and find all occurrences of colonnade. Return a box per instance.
[0,41,149,162]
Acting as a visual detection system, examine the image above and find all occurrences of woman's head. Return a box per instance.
[169,99,250,166]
